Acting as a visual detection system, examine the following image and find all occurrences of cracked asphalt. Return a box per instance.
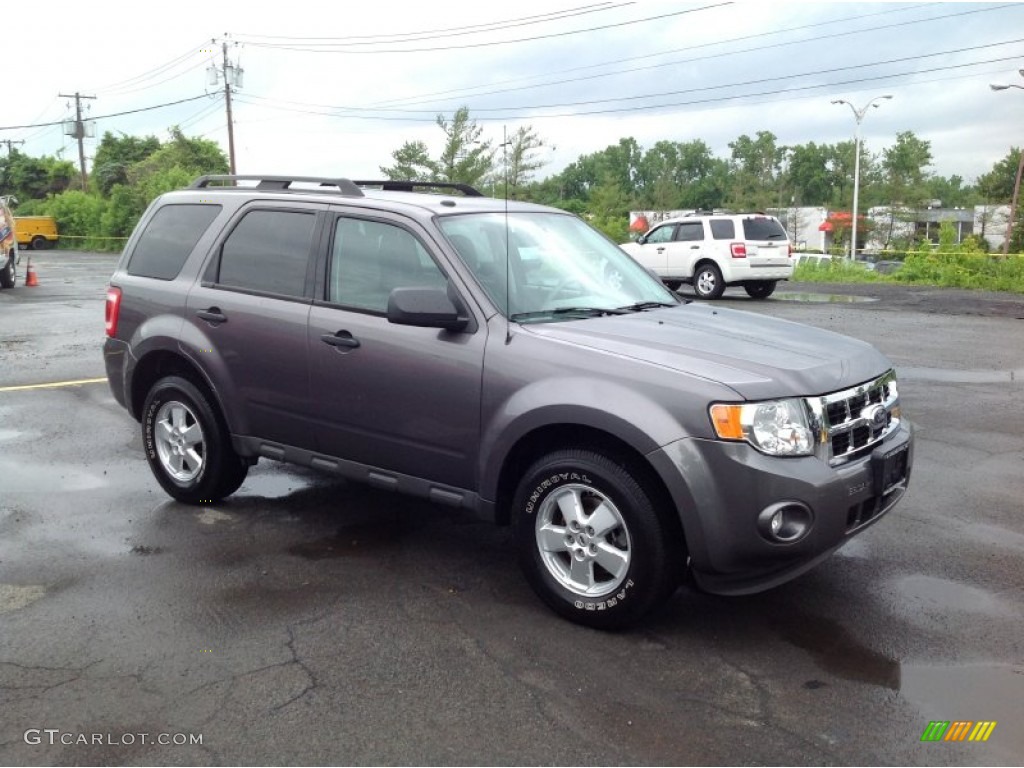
[1,253,1022,766]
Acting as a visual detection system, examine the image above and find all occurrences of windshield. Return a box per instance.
[439,212,677,322]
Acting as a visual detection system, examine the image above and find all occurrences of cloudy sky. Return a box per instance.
[4,1,1023,188]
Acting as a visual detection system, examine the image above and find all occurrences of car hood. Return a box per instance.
[523,303,891,400]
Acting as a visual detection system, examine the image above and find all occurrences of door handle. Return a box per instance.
[196,307,227,324]
[689,245,700,249]
[321,331,360,349]
[656,247,666,253]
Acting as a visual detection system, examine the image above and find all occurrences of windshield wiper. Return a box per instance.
[510,306,629,322]
[615,300,678,312]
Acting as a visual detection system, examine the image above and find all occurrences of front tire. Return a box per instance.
[30,235,48,250]
[513,448,680,629]
[142,375,248,504]
[692,262,725,300]
[0,252,16,289]
[744,280,777,299]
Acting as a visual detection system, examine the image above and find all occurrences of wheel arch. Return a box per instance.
[492,423,687,560]
[129,350,228,429]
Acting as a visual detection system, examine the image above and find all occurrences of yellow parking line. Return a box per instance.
[0,377,107,392]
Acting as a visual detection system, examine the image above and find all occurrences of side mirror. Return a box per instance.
[387,286,468,331]
[635,233,647,244]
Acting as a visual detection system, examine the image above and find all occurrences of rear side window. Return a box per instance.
[127,204,221,280]
[676,222,704,242]
[217,209,316,298]
[742,217,787,241]
[709,219,735,240]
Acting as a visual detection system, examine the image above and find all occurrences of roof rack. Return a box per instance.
[353,180,484,197]
[189,175,365,197]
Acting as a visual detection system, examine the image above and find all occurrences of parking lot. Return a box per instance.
[1,251,1022,766]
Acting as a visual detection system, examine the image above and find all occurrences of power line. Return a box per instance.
[232,54,1023,123]
[100,58,212,98]
[237,3,631,44]
[241,3,732,54]
[84,41,209,94]
[235,41,1023,118]
[0,94,213,132]
[372,3,1021,109]
[414,39,1024,114]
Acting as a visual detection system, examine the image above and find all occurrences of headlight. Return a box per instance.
[709,399,815,457]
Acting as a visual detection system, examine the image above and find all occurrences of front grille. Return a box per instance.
[810,371,900,466]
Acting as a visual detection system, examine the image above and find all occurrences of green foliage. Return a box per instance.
[93,132,161,196]
[505,125,549,199]
[9,126,228,251]
[381,107,496,187]
[797,233,1024,293]
[0,149,76,201]
[976,147,1021,202]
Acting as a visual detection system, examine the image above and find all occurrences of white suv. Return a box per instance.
[620,213,793,299]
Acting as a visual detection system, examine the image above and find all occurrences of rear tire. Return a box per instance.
[744,281,777,299]
[0,252,15,289]
[692,262,725,300]
[30,235,48,250]
[513,448,681,629]
[141,376,248,504]
[663,279,682,292]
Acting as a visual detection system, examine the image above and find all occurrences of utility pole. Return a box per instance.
[207,36,244,174]
[59,92,97,192]
[1,139,25,155]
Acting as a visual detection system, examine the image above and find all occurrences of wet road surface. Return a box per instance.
[1,254,1022,765]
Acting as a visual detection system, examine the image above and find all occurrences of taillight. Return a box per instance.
[105,286,122,338]
[788,242,794,257]
[730,242,747,258]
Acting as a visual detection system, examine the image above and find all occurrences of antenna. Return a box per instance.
[503,125,512,344]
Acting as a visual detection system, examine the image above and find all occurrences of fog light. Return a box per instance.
[757,502,813,543]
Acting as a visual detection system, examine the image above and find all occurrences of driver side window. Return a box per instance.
[645,225,676,244]
[329,217,446,313]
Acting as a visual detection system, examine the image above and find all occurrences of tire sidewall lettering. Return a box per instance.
[523,472,591,516]
[573,579,634,612]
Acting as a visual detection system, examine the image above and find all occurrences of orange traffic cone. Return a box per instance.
[25,261,39,287]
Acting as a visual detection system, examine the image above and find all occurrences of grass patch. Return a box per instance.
[794,253,1024,294]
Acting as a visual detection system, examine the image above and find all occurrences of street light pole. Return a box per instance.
[990,70,1024,255]
[831,95,893,260]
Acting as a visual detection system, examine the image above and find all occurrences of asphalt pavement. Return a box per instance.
[1,252,1022,766]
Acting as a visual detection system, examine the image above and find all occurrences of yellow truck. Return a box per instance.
[14,215,59,250]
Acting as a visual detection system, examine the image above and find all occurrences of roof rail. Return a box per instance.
[189,175,365,197]
[352,180,484,197]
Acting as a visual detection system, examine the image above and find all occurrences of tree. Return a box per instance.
[976,147,1022,202]
[0,150,76,202]
[92,132,160,196]
[503,125,549,198]
[727,131,785,210]
[381,107,497,188]
[435,107,494,186]
[380,140,437,182]
[786,142,833,206]
[881,130,933,205]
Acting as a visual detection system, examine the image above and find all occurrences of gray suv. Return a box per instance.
[104,175,913,628]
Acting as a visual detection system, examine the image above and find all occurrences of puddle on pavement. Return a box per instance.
[773,292,879,303]
[196,509,237,526]
[774,614,900,689]
[288,522,402,559]
[897,366,1022,383]
[901,663,1024,760]
[0,459,108,492]
[0,584,46,615]
[888,575,1014,618]
[235,469,319,500]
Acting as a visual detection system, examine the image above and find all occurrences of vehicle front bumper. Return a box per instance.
[647,421,913,595]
